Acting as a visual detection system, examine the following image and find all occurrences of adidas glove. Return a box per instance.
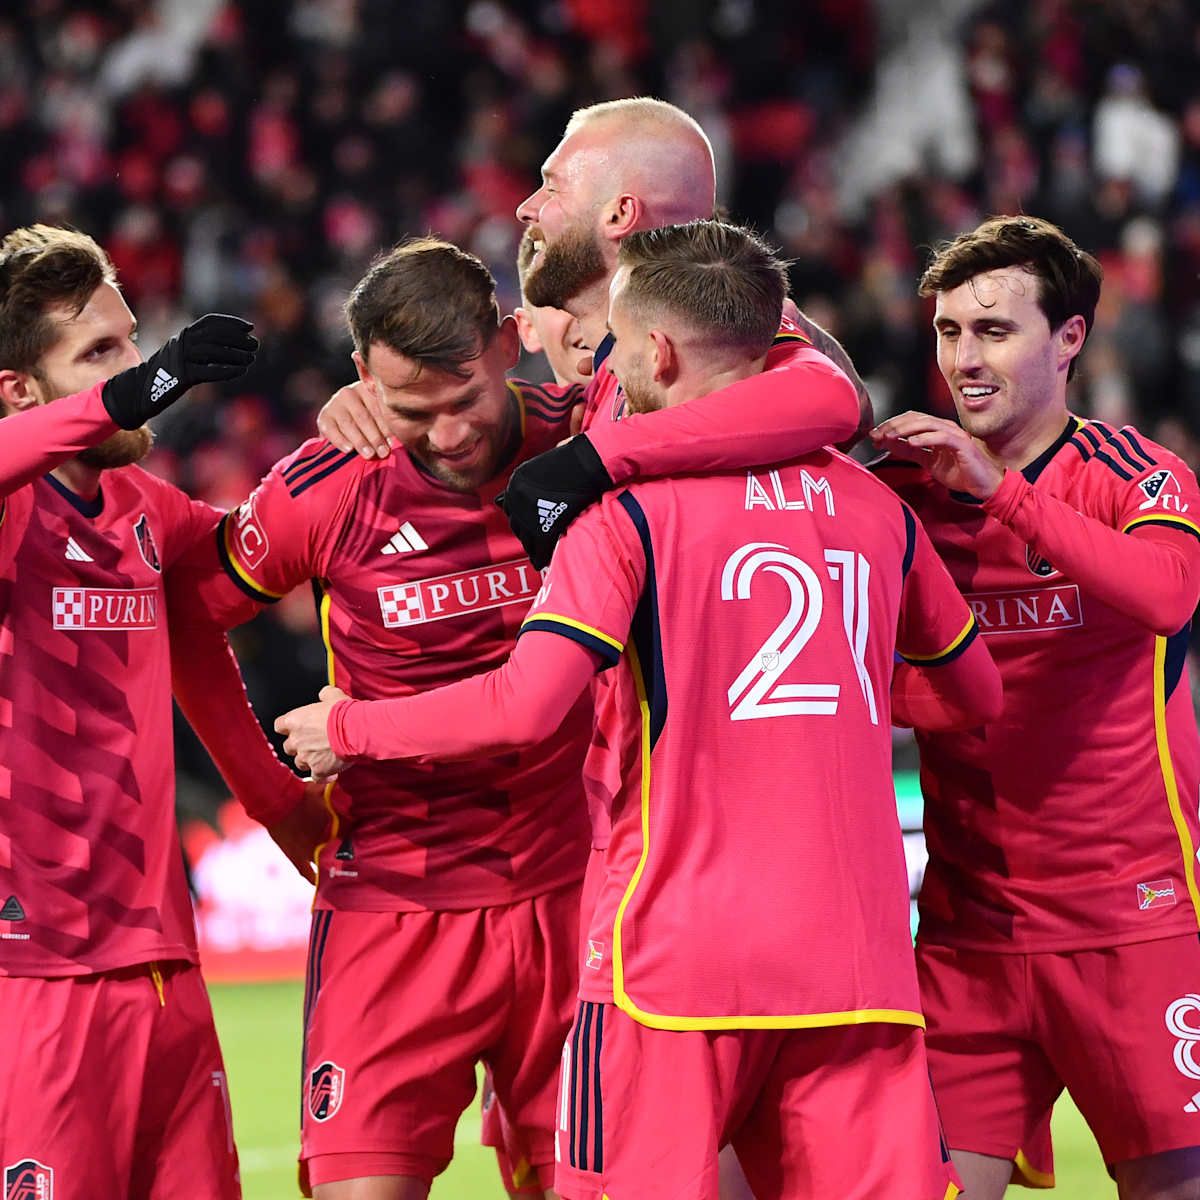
[100,313,258,429]
[496,434,613,570]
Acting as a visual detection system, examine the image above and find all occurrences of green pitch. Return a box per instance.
[211,980,1116,1198]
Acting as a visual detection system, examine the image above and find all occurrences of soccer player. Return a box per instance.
[315,99,867,572]
[0,224,318,1199]
[276,220,1001,1200]
[870,215,1200,1199]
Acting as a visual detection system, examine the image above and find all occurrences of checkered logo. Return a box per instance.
[378,583,424,628]
[52,587,158,631]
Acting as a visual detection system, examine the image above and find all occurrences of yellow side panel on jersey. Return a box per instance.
[308,585,341,896]
[610,645,925,1033]
[1153,635,1200,926]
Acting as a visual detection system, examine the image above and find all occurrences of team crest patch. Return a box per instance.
[308,1061,346,1122]
[1024,545,1057,578]
[4,1158,53,1200]
[133,514,161,572]
[1138,879,1177,910]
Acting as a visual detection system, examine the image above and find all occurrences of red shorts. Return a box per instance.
[300,883,580,1191]
[554,1002,960,1200]
[0,962,238,1200]
[919,933,1200,1173]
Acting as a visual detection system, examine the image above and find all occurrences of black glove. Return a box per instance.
[101,313,258,429]
[497,435,613,569]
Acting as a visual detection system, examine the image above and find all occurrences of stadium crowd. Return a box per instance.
[4,0,1200,787]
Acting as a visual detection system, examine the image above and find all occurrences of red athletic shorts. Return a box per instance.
[0,961,238,1200]
[300,883,580,1192]
[918,933,1200,1174]
[554,1002,960,1200]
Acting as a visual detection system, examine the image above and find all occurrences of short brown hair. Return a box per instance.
[919,216,1103,380]
[0,224,117,378]
[616,220,786,357]
[345,237,499,378]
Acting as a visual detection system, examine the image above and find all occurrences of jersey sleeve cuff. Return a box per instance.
[518,613,624,668]
[1122,513,1200,542]
[898,615,979,667]
[979,468,1027,521]
[216,513,283,603]
[328,698,359,759]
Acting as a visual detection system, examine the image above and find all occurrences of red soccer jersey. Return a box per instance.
[878,417,1200,952]
[0,459,220,976]
[190,380,592,911]
[517,450,976,1029]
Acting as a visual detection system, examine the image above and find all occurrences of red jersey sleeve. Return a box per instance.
[896,505,980,666]
[585,342,859,484]
[0,382,118,500]
[982,429,1200,636]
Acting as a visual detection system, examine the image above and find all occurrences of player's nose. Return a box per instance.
[516,190,542,225]
[955,333,984,372]
[427,414,474,455]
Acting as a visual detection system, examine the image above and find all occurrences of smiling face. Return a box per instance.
[933,267,1083,458]
[604,265,664,416]
[32,282,152,467]
[356,321,520,491]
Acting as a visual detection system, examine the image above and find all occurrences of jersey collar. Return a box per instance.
[949,415,1078,505]
[44,472,104,518]
[592,332,615,371]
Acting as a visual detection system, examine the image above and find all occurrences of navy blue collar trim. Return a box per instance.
[44,473,104,518]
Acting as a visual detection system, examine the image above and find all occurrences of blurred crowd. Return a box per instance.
[4,0,1200,806]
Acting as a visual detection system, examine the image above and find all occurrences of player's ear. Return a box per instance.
[513,307,543,356]
[1057,314,1087,372]
[495,315,521,368]
[602,193,644,243]
[0,369,45,416]
[648,329,675,383]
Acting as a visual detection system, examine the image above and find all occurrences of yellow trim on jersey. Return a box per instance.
[506,379,527,440]
[1013,1148,1055,1188]
[1154,635,1200,926]
[521,612,625,654]
[222,519,285,599]
[772,330,813,346]
[610,645,926,1033]
[0,500,6,530]
[1123,513,1200,539]
[898,613,976,664]
[943,1184,962,1200]
[309,588,342,906]
[149,962,166,1007]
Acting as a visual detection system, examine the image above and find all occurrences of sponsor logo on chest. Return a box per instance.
[965,584,1083,634]
[377,558,538,628]
[52,587,158,631]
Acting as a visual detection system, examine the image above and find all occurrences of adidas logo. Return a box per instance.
[0,895,25,921]
[64,537,93,562]
[538,498,568,532]
[379,521,428,556]
[149,366,178,405]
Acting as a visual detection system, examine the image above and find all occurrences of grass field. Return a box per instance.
[211,980,1116,1198]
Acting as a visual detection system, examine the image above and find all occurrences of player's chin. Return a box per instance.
[76,425,154,470]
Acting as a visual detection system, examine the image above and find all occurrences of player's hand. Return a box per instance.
[101,314,258,429]
[275,686,350,782]
[317,381,396,459]
[870,411,1005,500]
[266,778,333,884]
[496,433,612,570]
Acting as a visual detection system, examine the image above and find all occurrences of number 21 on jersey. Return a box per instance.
[721,541,878,724]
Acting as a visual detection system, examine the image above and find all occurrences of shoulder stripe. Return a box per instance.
[289,451,357,498]
[1067,435,1093,461]
[217,514,282,603]
[519,614,623,667]
[517,380,580,411]
[523,402,573,425]
[283,444,345,485]
[1093,449,1133,481]
[1123,514,1200,542]
[1093,421,1155,473]
[1075,425,1101,454]
[901,504,916,579]
[1118,427,1157,467]
[899,614,978,666]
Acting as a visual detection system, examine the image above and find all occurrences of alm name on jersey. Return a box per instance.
[378,558,538,628]
[52,587,158,630]
[965,584,1082,634]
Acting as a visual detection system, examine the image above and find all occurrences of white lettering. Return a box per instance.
[427,583,451,613]
[769,470,805,510]
[452,577,480,607]
[484,571,513,601]
[800,470,836,516]
[1015,596,1039,625]
[1046,594,1072,623]
[969,599,992,627]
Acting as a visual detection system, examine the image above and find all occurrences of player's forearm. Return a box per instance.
[0,383,118,497]
[891,639,1003,731]
[984,470,1200,634]
[329,633,598,762]
[168,587,303,824]
[584,345,858,483]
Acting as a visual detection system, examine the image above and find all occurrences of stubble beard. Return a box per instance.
[523,223,608,311]
[76,425,154,469]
